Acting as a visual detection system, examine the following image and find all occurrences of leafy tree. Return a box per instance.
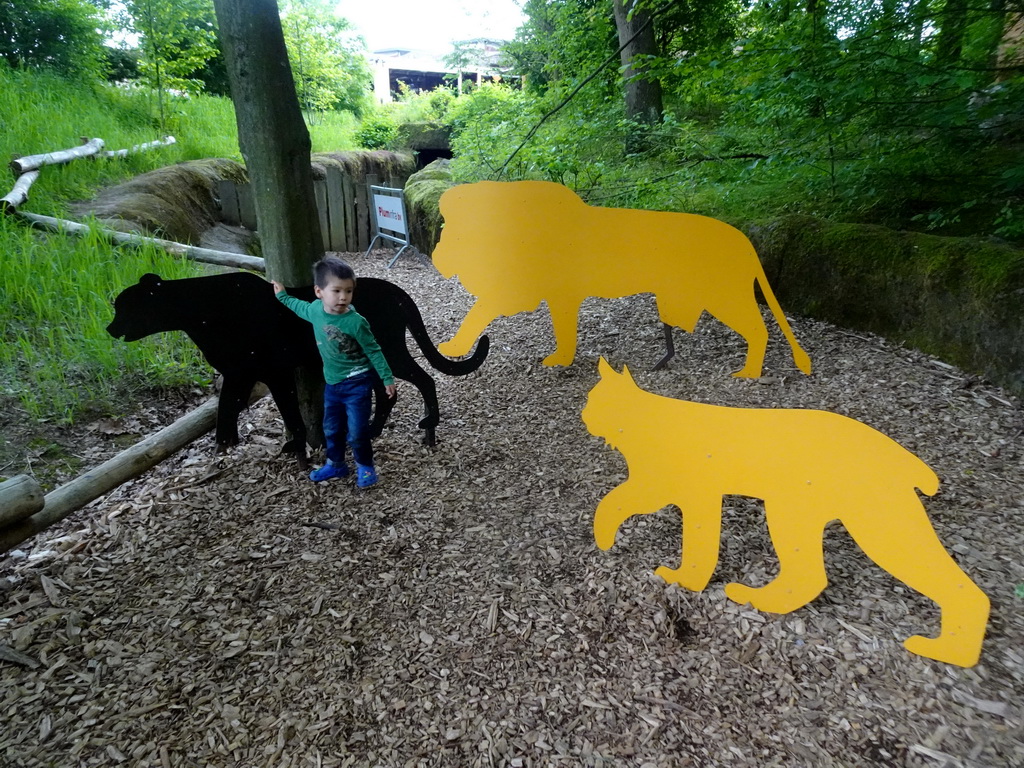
[103,45,141,83]
[443,41,478,95]
[451,0,1021,235]
[0,0,107,78]
[192,43,230,96]
[506,0,619,95]
[662,0,1024,232]
[279,0,372,118]
[119,0,219,128]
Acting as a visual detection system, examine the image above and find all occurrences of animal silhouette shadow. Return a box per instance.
[433,180,811,378]
[582,358,990,667]
[107,272,489,458]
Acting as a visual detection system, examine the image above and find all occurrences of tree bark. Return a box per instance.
[995,11,1023,79]
[0,170,39,212]
[212,0,325,447]
[212,0,323,285]
[613,0,663,124]
[612,0,663,153]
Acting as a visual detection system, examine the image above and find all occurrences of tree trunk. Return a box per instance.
[0,170,39,212]
[17,211,267,272]
[936,0,969,65]
[212,0,325,448]
[995,12,1024,79]
[612,0,663,152]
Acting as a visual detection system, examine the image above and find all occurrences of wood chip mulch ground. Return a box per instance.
[2,250,1023,767]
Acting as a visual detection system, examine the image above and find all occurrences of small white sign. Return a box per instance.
[373,194,406,234]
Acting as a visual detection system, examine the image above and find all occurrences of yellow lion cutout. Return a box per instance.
[582,358,990,667]
[434,180,811,377]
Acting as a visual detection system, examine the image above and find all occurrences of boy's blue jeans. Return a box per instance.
[323,371,374,468]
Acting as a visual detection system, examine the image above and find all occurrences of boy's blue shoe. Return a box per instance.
[356,464,378,489]
[309,461,349,482]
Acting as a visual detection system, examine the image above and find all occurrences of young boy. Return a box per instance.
[272,256,396,488]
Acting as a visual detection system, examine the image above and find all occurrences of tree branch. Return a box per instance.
[497,14,660,178]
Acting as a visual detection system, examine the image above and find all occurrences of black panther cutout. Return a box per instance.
[107,271,489,456]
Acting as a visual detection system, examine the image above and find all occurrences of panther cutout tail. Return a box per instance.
[386,281,490,375]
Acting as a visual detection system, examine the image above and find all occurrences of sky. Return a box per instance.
[336,0,526,54]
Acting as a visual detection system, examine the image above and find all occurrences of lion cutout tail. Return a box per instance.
[755,267,812,375]
[396,288,490,376]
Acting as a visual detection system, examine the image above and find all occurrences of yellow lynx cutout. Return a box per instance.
[433,180,811,377]
[582,358,990,667]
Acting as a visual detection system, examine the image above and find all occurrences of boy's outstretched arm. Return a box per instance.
[270,280,286,294]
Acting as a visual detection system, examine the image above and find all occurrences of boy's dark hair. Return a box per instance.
[313,255,356,288]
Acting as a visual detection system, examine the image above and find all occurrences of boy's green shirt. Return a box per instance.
[276,291,395,386]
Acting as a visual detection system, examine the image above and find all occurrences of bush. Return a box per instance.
[354,109,399,149]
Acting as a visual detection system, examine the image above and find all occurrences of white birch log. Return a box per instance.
[0,397,221,554]
[10,137,106,175]
[100,136,177,159]
[0,475,45,528]
[16,211,267,273]
[0,170,40,212]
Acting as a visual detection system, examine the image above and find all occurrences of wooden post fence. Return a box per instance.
[216,168,413,254]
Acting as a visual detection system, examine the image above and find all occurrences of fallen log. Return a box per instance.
[10,137,105,175]
[0,169,40,213]
[100,135,177,159]
[16,211,267,273]
[0,397,220,554]
[0,475,45,528]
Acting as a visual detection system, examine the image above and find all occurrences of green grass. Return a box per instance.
[0,66,242,216]
[0,215,213,422]
[0,64,243,423]
[307,109,359,152]
[0,63,373,426]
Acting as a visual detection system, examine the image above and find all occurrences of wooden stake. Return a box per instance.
[0,397,220,554]
[10,137,105,175]
[15,211,267,273]
[0,475,45,528]
[0,170,40,213]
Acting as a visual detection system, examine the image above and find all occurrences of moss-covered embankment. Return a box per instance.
[71,158,248,243]
[403,159,454,256]
[745,216,1024,397]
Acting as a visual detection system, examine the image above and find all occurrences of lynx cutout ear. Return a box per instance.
[597,356,615,378]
